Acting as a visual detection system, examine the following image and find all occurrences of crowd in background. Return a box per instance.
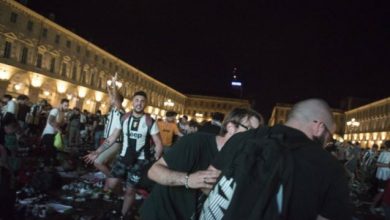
[1,93,390,219]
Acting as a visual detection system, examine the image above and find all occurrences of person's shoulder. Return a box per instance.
[178,132,215,144]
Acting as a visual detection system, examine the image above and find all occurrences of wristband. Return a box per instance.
[184,174,190,189]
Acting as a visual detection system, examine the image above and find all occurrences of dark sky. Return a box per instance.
[26,0,389,119]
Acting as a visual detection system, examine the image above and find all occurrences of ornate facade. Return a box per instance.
[0,0,249,121]
[268,97,390,148]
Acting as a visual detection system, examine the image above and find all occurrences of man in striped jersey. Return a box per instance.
[84,82,124,178]
[95,90,163,218]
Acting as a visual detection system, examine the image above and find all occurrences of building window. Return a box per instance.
[3,41,12,58]
[50,57,56,73]
[55,35,60,44]
[36,54,43,68]
[109,62,112,68]
[72,65,77,80]
[102,58,105,65]
[20,47,28,64]
[42,28,48,38]
[61,63,67,75]
[86,50,90,57]
[27,20,34,32]
[66,40,71,48]
[94,55,98,62]
[10,12,18,23]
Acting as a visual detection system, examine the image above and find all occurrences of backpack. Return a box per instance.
[120,111,155,164]
[199,127,299,220]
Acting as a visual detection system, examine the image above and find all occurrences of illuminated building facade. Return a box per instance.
[0,0,248,121]
[268,97,390,148]
[344,97,390,148]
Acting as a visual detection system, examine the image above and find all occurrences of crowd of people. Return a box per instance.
[1,83,389,220]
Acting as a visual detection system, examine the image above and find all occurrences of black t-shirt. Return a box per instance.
[93,115,105,131]
[17,104,30,121]
[207,125,352,220]
[198,122,221,135]
[140,132,218,220]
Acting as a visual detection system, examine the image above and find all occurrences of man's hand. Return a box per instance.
[83,151,98,164]
[200,165,221,194]
[188,169,221,189]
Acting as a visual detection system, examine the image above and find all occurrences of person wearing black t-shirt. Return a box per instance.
[140,108,263,220]
[201,99,352,220]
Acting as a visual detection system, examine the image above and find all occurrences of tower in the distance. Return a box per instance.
[231,67,243,98]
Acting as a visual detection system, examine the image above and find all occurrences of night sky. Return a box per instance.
[25,0,389,119]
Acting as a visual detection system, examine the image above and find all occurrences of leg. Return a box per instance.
[105,177,123,194]
[93,143,121,176]
[122,186,136,216]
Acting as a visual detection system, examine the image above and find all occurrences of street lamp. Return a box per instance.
[346,118,360,129]
[107,79,123,88]
[346,118,360,142]
[164,99,174,108]
[0,68,12,81]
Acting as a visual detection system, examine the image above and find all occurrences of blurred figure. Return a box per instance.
[41,99,69,165]
[92,110,106,149]
[67,107,81,148]
[372,141,390,213]
[16,95,29,130]
[2,94,17,118]
[198,112,225,135]
[177,115,190,135]
[157,111,183,153]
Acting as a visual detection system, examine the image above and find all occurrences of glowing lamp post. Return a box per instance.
[164,99,175,109]
[346,118,360,141]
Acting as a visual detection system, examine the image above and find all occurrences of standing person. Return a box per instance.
[16,95,30,130]
[140,108,263,220]
[157,111,183,153]
[178,115,190,135]
[0,114,20,220]
[200,99,352,220]
[84,86,124,178]
[2,94,17,118]
[26,99,47,136]
[198,112,225,135]
[41,99,69,165]
[67,107,81,148]
[92,110,106,149]
[112,90,163,218]
[102,90,163,218]
[372,141,390,213]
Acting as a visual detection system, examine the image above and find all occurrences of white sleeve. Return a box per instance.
[150,121,160,135]
[7,101,17,114]
[49,108,59,117]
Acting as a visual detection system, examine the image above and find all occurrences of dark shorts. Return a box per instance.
[110,155,150,187]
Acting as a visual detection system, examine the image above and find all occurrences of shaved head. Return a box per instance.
[287,99,335,133]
